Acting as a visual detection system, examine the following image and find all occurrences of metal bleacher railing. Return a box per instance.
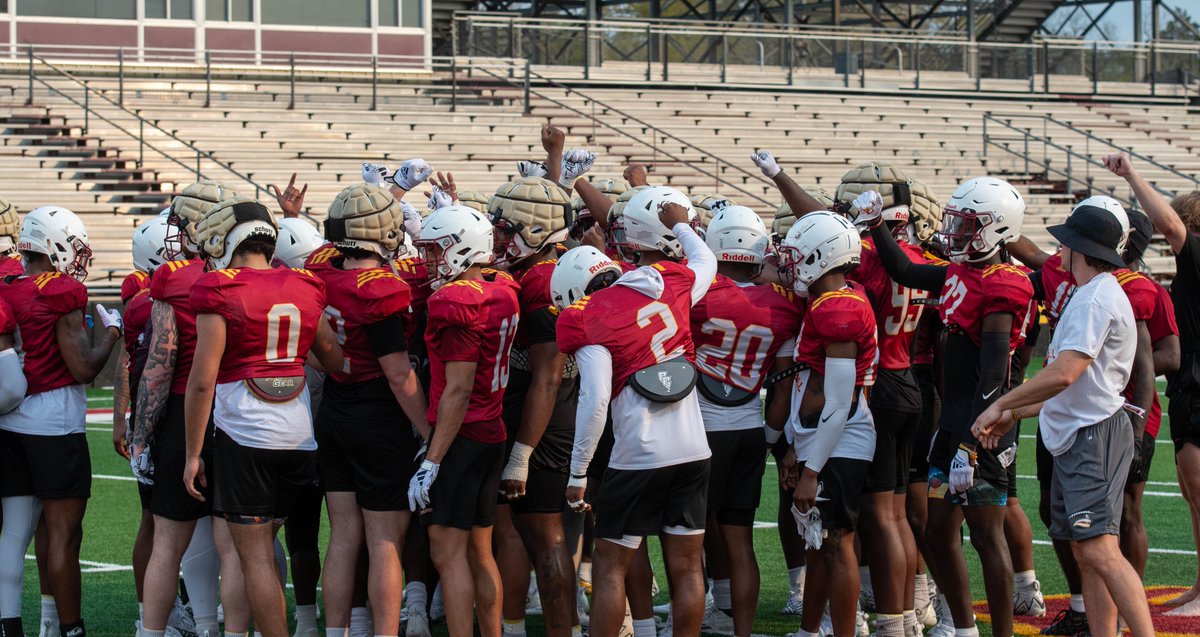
[452,12,1200,100]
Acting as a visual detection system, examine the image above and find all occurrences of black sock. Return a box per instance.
[0,617,25,637]
[60,620,85,637]
[179,576,190,605]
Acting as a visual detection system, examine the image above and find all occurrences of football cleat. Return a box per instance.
[404,608,432,637]
[780,589,804,616]
[1040,609,1088,636]
[1013,580,1047,617]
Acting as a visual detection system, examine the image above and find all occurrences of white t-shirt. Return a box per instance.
[0,383,86,436]
[214,381,316,451]
[698,391,764,432]
[788,369,876,464]
[1039,272,1135,456]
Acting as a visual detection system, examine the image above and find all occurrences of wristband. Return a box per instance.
[764,424,783,445]
[1010,408,1021,424]
[507,441,534,468]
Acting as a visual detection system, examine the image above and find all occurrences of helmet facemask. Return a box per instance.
[939,206,1001,264]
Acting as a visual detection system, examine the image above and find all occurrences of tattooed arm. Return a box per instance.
[57,308,120,383]
[112,349,131,459]
[131,300,178,453]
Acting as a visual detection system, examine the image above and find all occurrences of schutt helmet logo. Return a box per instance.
[658,371,672,392]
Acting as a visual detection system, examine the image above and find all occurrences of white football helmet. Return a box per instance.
[1073,195,1130,252]
[274,218,326,269]
[416,205,494,290]
[614,186,698,261]
[705,204,769,267]
[194,198,278,270]
[550,246,622,310]
[938,177,1025,264]
[18,205,91,281]
[131,211,173,273]
[778,211,861,297]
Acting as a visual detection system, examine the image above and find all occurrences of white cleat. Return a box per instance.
[577,586,591,628]
[856,608,870,637]
[780,589,804,616]
[39,619,60,637]
[700,605,734,635]
[167,598,197,637]
[405,609,433,637]
[915,603,938,629]
[1013,580,1047,617]
[657,615,672,637]
[927,602,955,637]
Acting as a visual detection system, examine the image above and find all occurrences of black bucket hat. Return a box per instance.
[1047,204,1125,268]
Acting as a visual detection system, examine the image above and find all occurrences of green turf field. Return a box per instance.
[13,386,1197,636]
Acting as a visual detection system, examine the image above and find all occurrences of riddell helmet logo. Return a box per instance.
[720,252,756,262]
[588,262,612,274]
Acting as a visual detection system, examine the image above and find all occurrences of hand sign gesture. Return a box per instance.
[269,173,308,218]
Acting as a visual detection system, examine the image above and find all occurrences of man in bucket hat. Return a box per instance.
[970,204,1154,637]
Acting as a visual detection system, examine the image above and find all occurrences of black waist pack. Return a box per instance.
[629,356,697,404]
[696,373,758,407]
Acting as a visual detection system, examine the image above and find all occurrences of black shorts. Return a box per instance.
[1035,427,1054,487]
[502,369,579,474]
[211,429,317,523]
[316,409,420,511]
[0,430,91,500]
[510,467,569,515]
[909,364,940,485]
[422,437,504,530]
[138,483,153,510]
[1168,386,1200,455]
[928,425,1013,507]
[866,404,919,494]
[594,459,710,539]
[284,482,323,554]
[1126,436,1157,486]
[870,368,923,414]
[150,394,212,522]
[799,457,869,532]
[706,429,767,526]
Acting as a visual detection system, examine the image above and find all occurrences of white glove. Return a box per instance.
[96,303,122,334]
[399,201,423,241]
[560,149,597,188]
[791,504,824,550]
[426,186,455,213]
[949,444,977,494]
[517,160,549,179]
[131,445,154,486]
[407,459,439,512]
[362,162,391,186]
[500,442,534,486]
[852,190,884,228]
[997,443,1018,468]
[751,150,782,178]
[391,159,433,191]
[566,474,589,512]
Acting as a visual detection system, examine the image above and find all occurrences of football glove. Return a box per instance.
[560,149,597,189]
[852,190,884,228]
[407,459,439,512]
[751,150,782,178]
[517,160,549,179]
[362,162,391,186]
[997,442,1018,468]
[392,159,433,191]
[426,186,454,213]
[131,445,154,486]
[949,444,977,494]
[95,303,123,334]
[791,504,824,550]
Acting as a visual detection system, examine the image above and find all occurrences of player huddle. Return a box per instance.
[0,123,1183,637]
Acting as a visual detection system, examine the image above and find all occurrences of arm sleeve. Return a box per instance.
[1028,268,1046,302]
[365,314,409,358]
[0,348,26,414]
[804,357,856,474]
[962,329,1011,447]
[867,224,946,293]
[675,223,717,305]
[570,344,613,477]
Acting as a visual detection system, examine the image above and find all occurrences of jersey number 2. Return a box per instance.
[266,304,302,363]
[637,301,679,363]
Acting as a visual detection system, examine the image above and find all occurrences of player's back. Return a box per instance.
[853,238,929,370]
[0,271,87,396]
[150,259,207,394]
[691,276,804,393]
[121,269,150,303]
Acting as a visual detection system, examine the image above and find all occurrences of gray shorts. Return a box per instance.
[1048,410,1133,542]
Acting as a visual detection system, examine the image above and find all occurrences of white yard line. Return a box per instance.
[25,555,132,573]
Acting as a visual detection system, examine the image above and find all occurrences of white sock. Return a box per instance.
[41,595,58,623]
[904,610,919,634]
[1070,594,1086,613]
[502,618,526,637]
[954,627,979,637]
[295,604,317,627]
[797,631,820,637]
[326,630,347,637]
[350,606,373,637]
[405,581,428,614]
[712,579,732,612]
[876,613,904,637]
[182,518,220,632]
[0,497,39,617]
[914,573,930,609]
[632,618,657,637]
[140,629,166,637]
[572,626,583,637]
[139,603,145,622]
[1014,570,1037,587]
[579,562,592,582]
[788,567,806,594]
[224,632,248,637]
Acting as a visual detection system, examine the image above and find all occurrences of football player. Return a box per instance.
[306,184,429,637]
[111,211,172,630]
[0,206,120,637]
[0,296,23,413]
[489,175,580,637]
[690,202,804,637]
[408,204,521,637]
[776,211,878,637]
[0,198,22,276]
[859,181,1035,637]
[133,182,239,637]
[183,198,341,637]
[556,188,716,637]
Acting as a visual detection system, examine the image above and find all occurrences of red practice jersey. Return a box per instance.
[1039,253,1074,330]
[513,259,558,348]
[0,271,87,395]
[0,295,13,336]
[939,262,1035,352]
[557,261,697,399]
[190,267,327,384]
[121,270,151,303]
[690,277,805,392]
[424,271,521,444]
[150,259,206,394]
[793,285,878,385]
[122,288,153,365]
[392,256,431,318]
[306,245,412,384]
[852,238,929,370]
[1148,281,1179,344]
[1117,269,1167,438]
[0,254,22,277]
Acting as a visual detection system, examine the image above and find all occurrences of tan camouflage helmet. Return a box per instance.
[457,190,491,216]
[487,177,574,257]
[325,183,406,259]
[835,162,941,243]
[771,187,835,240]
[194,196,278,269]
[166,181,240,256]
[0,197,18,252]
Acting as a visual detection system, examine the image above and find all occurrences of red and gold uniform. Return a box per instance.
[122,288,153,367]
[0,272,87,396]
[1037,253,1074,330]
[0,295,13,336]
[0,253,23,277]
[149,259,206,395]
[120,269,151,304]
[1117,269,1169,440]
